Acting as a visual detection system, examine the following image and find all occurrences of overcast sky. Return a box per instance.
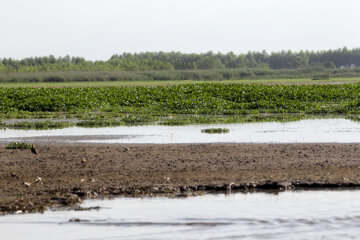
[1,0,359,60]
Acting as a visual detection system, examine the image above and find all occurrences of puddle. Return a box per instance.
[1,190,360,240]
[1,118,360,143]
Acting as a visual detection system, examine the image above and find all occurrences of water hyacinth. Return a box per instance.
[1,83,360,116]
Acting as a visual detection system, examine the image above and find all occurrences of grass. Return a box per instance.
[76,119,124,127]
[1,66,360,85]
[160,113,309,126]
[122,115,157,125]
[1,77,360,88]
[312,74,330,80]
[8,121,72,129]
[201,128,230,134]
[1,113,353,129]
[5,142,32,149]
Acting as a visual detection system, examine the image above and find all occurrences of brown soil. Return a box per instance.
[1,143,360,214]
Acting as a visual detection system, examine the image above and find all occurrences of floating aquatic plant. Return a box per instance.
[201,128,230,134]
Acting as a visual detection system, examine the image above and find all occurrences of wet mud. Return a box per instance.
[1,143,360,214]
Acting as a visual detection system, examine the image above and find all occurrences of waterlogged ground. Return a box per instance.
[1,190,360,240]
[2,118,360,144]
[2,118,360,239]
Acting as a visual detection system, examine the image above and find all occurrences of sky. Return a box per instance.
[1,0,360,60]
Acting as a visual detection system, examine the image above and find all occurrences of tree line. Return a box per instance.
[1,47,360,72]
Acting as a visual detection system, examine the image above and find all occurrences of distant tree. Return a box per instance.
[195,56,225,69]
[323,61,336,69]
[1,49,360,73]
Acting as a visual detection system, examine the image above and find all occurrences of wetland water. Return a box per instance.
[1,118,360,143]
[2,118,360,239]
[1,190,360,240]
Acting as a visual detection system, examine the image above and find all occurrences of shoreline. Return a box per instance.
[1,143,360,214]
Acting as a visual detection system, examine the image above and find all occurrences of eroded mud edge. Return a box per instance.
[2,143,360,214]
[2,182,360,215]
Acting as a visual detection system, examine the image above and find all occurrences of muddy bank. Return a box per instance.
[1,143,360,214]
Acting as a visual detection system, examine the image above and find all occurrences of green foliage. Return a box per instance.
[76,119,124,127]
[160,114,308,125]
[9,121,71,129]
[0,113,356,129]
[2,84,360,116]
[122,115,157,125]
[323,61,336,69]
[201,128,230,134]
[1,48,360,73]
[2,67,360,84]
[5,142,32,149]
[312,74,330,80]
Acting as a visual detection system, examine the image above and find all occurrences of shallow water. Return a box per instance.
[1,118,360,143]
[1,190,360,240]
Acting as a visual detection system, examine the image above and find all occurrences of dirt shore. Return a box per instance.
[1,143,360,214]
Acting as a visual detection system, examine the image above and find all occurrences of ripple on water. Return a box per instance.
[1,190,360,240]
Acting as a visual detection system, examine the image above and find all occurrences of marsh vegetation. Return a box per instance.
[2,84,360,115]
[1,83,360,129]
[5,142,32,149]
[1,49,360,129]
[1,49,360,84]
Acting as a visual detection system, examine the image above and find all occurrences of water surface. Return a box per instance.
[1,190,360,240]
[1,118,360,143]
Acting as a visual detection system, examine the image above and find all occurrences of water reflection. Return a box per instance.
[1,118,360,143]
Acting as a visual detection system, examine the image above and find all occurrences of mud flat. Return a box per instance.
[1,143,360,214]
